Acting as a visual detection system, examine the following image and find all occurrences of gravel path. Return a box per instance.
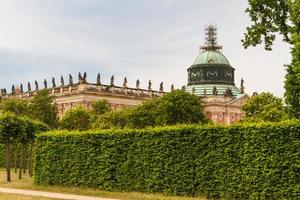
[0,187,120,200]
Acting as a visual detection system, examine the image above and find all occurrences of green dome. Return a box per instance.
[194,51,230,65]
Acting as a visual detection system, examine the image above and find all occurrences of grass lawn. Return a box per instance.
[0,169,206,200]
[0,193,59,200]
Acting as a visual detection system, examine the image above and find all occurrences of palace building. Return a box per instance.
[0,25,248,124]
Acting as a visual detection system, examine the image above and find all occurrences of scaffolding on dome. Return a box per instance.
[200,25,223,52]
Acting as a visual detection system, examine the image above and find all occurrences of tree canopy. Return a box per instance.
[94,90,208,129]
[59,106,91,131]
[243,0,300,117]
[29,90,58,128]
[241,92,288,122]
[0,98,29,116]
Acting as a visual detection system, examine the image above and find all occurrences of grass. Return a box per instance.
[0,193,59,200]
[0,169,206,200]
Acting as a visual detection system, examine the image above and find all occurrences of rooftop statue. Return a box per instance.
[52,77,56,88]
[83,72,87,83]
[136,79,140,89]
[78,72,83,82]
[96,73,101,85]
[192,87,195,94]
[11,85,15,93]
[213,86,218,95]
[61,76,64,86]
[240,78,245,94]
[35,80,39,91]
[69,74,73,85]
[159,82,163,91]
[171,84,174,91]
[27,82,31,91]
[181,85,186,91]
[110,75,114,86]
[148,80,152,90]
[44,79,47,89]
[20,84,23,93]
[123,77,127,87]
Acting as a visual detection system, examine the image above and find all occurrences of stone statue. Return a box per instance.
[61,76,64,86]
[212,86,218,95]
[192,87,195,94]
[44,79,47,88]
[123,77,128,87]
[97,73,101,85]
[136,79,140,89]
[83,72,87,83]
[148,80,152,90]
[225,88,233,96]
[20,84,23,93]
[181,85,186,91]
[78,72,83,82]
[240,78,245,94]
[11,85,15,93]
[204,88,207,96]
[28,82,31,91]
[171,84,174,91]
[159,82,163,91]
[35,80,39,91]
[52,77,56,88]
[110,75,114,86]
[69,74,73,85]
[3,88,6,94]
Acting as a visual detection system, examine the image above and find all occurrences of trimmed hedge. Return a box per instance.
[34,121,300,199]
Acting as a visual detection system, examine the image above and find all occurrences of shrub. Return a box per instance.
[34,121,300,199]
[59,106,91,131]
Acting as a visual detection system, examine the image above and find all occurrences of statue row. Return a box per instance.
[2,72,174,94]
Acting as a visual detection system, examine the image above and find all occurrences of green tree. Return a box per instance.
[0,113,24,181]
[95,90,207,129]
[241,92,288,122]
[30,90,58,128]
[59,106,91,131]
[0,98,29,116]
[158,90,207,125]
[242,0,300,117]
[91,99,111,116]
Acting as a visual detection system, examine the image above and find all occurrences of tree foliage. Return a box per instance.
[30,90,58,128]
[242,92,288,122]
[0,113,48,181]
[91,99,111,116]
[94,90,207,129]
[59,106,91,131]
[0,98,29,116]
[242,0,300,117]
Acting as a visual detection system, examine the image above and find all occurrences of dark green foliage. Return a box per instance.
[59,106,91,131]
[0,98,29,116]
[243,0,300,118]
[285,34,300,117]
[30,90,58,128]
[95,90,207,129]
[34,121,300,199]
[91,99,111,116]
[157,90,207,125]
[241,92,289,122]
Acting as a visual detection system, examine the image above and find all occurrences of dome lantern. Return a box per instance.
[186,25,241,96]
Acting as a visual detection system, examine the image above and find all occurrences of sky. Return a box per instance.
[0,0,291,97]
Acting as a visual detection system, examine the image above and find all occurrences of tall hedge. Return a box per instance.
[34,121,300,199]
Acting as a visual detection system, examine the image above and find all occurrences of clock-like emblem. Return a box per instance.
[207,70,218,77]
[225,71,232,77]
